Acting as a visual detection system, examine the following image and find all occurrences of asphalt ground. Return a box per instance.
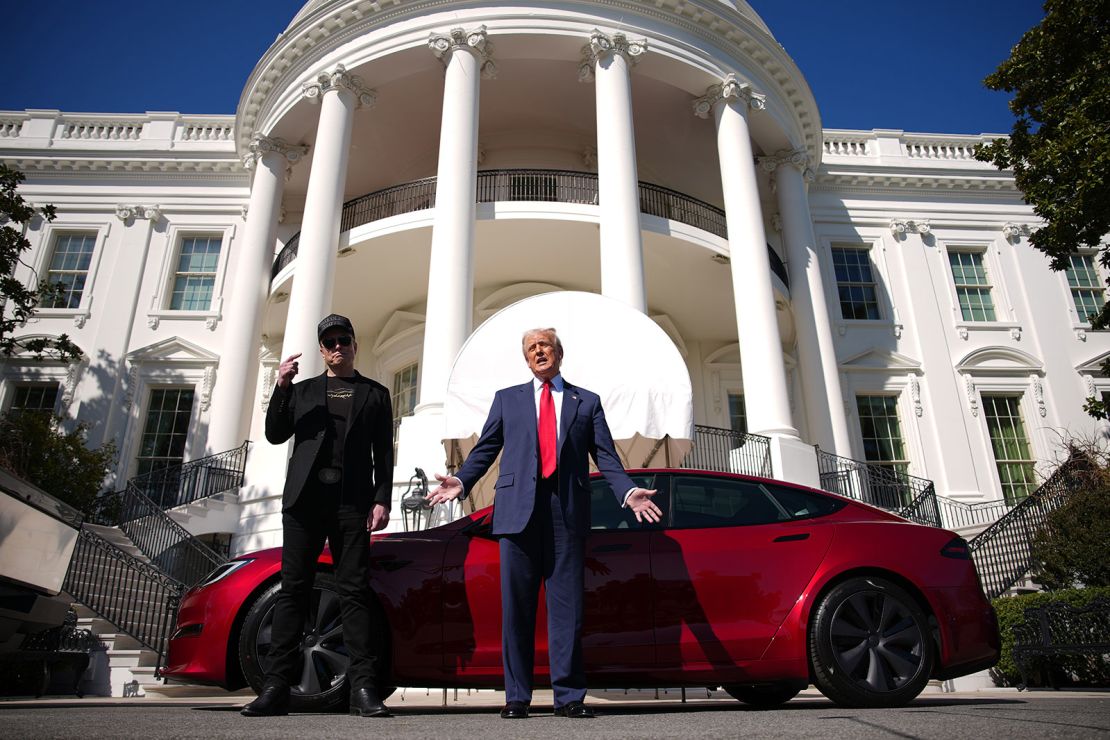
[0,688,1107,739]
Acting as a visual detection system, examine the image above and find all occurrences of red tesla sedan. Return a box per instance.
[162,470,999,709]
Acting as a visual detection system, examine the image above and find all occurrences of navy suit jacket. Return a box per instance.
[455,379,635,537]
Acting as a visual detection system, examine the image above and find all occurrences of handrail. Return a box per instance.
[816,448,938,522]
[271,169,789,288]
[935,494,1014,530]
[63,528,184,671]
[682,425,773,479]
[129,441,250,511]
[968,451,1091,599]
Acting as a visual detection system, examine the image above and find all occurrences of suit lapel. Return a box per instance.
[559,381,580,458]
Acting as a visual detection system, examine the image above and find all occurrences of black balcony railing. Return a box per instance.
[63,528,183,670]
[935,495,1015,530]
[681,425,773,479]
[129,442,250,511]
[816,449,940,526]
[969,451,1091,599]
[271,169,788,288]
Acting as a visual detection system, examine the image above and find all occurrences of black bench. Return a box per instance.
[4,611,100,697]
[1012,596,1110,690]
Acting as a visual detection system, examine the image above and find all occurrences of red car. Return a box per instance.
[163,470,999,709]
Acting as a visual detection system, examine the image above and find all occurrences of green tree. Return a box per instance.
[0,162,82,361]
[975,1,1110,416]
[0,411,116,514]
[1031,476,1110,590]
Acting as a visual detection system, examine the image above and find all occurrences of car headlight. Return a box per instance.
[196,559,254,589]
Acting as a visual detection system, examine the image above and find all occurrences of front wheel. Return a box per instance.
[809,576,935,708]
[722,681,804,708]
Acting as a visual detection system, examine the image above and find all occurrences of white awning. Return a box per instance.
[443,291,693,509]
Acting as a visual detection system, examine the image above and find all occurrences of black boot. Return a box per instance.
[241,683,290,717]
[350,686,390,717]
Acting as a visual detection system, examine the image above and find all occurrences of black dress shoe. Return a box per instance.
[500,701,529,719]
[350,686,391,717]
[241,683,290,717]
[553,701,596,718]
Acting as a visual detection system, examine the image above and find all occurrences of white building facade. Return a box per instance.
[2,0,1106,557]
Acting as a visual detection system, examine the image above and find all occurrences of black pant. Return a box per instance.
[266,486,379,690]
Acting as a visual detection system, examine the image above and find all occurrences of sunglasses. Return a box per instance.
[321,335,353,350]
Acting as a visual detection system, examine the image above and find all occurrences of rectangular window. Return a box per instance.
[727,392,747,435]
[832,247,881,320]
[856,395,911,509]
[8,384,59,414]
[949,250,996,322]
[136,388,195,478]
[44,233,96,309]
[169,236,221,310]
[982,394,1037,505]
[1065,253,1104,323]
[391,363,418,452]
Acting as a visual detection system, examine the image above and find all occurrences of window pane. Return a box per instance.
[727,393,747,435]
[982,394,1037,505]
[590,475,655,530]
[1065,254,1105,323]
[9,384,59,414]
[949,251,997,322]
[832,247,880,320]
[136,389,195,478]
[671,475,785,528]
[170,237,220,311]
[44,233,96,309]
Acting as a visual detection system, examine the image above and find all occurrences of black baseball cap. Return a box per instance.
[317,314,355,340]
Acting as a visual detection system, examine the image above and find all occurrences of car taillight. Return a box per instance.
[940,537,970,559]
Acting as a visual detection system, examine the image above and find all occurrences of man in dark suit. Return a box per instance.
[429,327,661,719]
[241,314,394,718]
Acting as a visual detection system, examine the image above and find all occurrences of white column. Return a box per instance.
[208,135,307,454]
[761,150,852,454]
[695,76,798,441]
[278,65,375,375]
[580,30,647,313]
[416,27,495,415]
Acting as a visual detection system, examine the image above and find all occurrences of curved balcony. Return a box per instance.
[271,169,789,288]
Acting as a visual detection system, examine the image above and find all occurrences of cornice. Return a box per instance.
[811,170,1019,195]
[236,0,821,162]
[3,155,248,179]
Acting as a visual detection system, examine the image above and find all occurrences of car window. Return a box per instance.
[670,475,786,528]
[764,483,847,521]
[590,474,655,530]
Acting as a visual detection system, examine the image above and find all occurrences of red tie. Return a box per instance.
[539,380,557,478]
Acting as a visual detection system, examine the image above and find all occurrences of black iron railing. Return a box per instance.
[130,442,250,511]
[936,495,1015,530]
[681,425,773,478]
[271,169,788,288]
[63,528,183,670]
[816,449,939,525]
[969,451,1090,599]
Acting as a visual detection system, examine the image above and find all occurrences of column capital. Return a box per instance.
[242,134,309,172]
[429,26,497,79]
[115,204,161,222]
[578,29,647,82]
[302,64,377,107]
[692,74,766,118]
[889,218,931,235]
[758,148,815,182]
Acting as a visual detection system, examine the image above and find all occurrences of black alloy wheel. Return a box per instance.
[809,576,935,707]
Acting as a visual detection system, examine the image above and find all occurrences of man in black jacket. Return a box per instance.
[241,314,394,718]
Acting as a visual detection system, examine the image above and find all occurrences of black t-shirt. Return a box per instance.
[324,375,356,470]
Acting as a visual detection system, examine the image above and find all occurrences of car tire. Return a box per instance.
[809,576,935,708]
[722,681,804,708]
[238,573,393,713]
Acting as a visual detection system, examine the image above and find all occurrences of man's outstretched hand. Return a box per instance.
[626,488,662,523]
[426,474,464,506]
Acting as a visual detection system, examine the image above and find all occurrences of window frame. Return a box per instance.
[936,238,1021,339]
[820,235,901,337]
[831,245,883,321]
[147,223,234,330]
[134,386,197,478]
[29,221,112,327]
[3,382,61,415]
[1060,250,1106,329]
[854,393,910,475]
[979,391,1039,505]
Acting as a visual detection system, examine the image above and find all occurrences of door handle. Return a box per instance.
[772,533,810,543]
[590,543,632,553]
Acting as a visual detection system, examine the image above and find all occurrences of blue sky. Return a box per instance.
[4,1,1044,135]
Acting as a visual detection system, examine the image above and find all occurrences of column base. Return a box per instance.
[768,434,820,489]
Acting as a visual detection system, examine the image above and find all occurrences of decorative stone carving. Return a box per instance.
[958,326,969,340]
[1010,327,1022,341]
[909,374,922,417]
[240,204,249,220]
[758,149,815,182]
[302,64,377,107]
[122,364,140,411]
[889,218,930,236]
[205,317,219,331]
[116,204,161,222]
[242,133,308,173]
[1002,222,1032,241]
[147,316,159,330]
[964,375,979,417]
[1031,374,1046,417]
[429,26,497,78]
[770,214,782,233]
[1085,374,1096,398]
[260,364,277,412]
[72,314,87,329]
[692,74,766,118]
[115,204,135,221]
[578,30,647,82]
[61,359,85,407]
[201,366,216,411]
[1076,328,1088,341]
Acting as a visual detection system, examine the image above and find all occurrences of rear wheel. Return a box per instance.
[722,681,803,708]
[238,573,393,713]
[809,576,934,708]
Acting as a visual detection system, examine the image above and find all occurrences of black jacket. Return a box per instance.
[265,371,394,512]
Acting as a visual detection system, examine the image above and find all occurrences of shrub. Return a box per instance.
[1030,464,1110,589]
[991,587,1110,687]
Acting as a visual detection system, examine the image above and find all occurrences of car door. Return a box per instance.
[650,473,834,676]
[581,473,658,673]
